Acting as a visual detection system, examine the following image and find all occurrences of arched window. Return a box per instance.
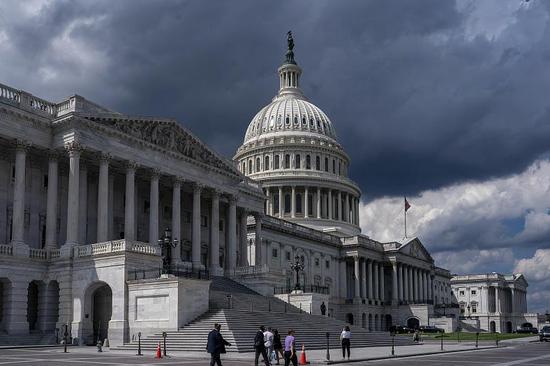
[307,194,313,216]
[242,161,246,173]
[296,193,302,213]
[274,155,280,169]
[284,194,291,213]
[285,116,290,125]
[295,154,301,169]
[284,154,290,169]
[316,156,320,170]
[324,157,328,172]
[274,193,280,215]
[256,157,261,172]
[332,159,336,174]
[248,159,253,174]
[306,155,311,169]
[264,155,270,170]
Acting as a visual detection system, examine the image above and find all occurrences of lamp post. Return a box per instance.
[157,227,178,273]
[290,255,305,292]
[467,304,471,319]
[442,303,446,316]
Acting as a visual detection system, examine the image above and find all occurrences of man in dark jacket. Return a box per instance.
[207,323,231,366]
[254,325,270,366]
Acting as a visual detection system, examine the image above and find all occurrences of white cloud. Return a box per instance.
[514,249,550,312]
[360,159,550,252]
[434,248,515,274]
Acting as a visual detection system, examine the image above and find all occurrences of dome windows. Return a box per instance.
[264,155,270,170]
[295,154,301,169]
[324,157,329,172]
[315,156,320,170]
[284,154,291,169]
[306,155,311,169]
[274,155,280,169]
[256,157,261,172]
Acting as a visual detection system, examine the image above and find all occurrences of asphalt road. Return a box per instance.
[0,342,548,365]
[363,341,550,366]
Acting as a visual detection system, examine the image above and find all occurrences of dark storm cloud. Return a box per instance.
[1,0,549,200]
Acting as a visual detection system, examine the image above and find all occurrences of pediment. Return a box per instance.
[399,237,433,263]
[86,116,241,176]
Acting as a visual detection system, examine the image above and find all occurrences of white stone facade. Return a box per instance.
[451,273,539,332]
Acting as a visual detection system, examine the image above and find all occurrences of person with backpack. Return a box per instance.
[264,327,275,363]
[273,328,284,365]
[254,325,270,366]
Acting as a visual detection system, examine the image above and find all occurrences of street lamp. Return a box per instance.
[467,304,471,319]
[442,303,446,316]
[157,227,178,273]
[290,255,305,291]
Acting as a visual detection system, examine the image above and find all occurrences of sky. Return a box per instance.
[1,0,549,313]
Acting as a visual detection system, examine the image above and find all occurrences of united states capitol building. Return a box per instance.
[0,35,539,348]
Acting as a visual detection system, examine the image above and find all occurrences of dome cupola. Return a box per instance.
[234,32,362,237]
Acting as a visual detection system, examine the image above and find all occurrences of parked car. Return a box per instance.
[539,326,550,341]
[419,325,445,333]
[516,326,538,334]
[389,325,414,334]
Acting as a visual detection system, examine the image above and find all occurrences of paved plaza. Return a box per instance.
[0,340,548,365]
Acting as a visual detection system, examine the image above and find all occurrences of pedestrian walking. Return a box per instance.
[254,325,270,366]
[264,327,275,363]
[273,328,284,365]
[413,329,421,343]
[340,326,351,360]
[284,329,298,366]
[206,323,231,366]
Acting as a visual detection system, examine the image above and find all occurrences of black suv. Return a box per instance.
[516,326,538,334]
[539,326,550,342]
[419,325,445,333]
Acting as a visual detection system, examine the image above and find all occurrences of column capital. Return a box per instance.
[193,182,205,193]
[98,152,112,162]
[64,141,84,155]
[125,161,139,171]
[14,139,32,151]
[226,193,238,204]
[149,168,161,179]
[173,176,184,186]
[209,188,221,198]
[47,149,60,161]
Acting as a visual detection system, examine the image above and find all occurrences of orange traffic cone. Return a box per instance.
[156,342,162,359]
[299,344,309,365]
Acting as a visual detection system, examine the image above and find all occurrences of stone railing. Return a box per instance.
[234,264,269,276]
[261,215,342,246]
[0,244,13,256]
[0,82,57,117]
[75,239,160,258]
[29,248,48,260]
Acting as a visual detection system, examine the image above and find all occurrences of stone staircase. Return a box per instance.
[0,332,56,346]
[116,277,415,352]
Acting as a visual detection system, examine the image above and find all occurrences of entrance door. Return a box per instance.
[92,285,112,343]
[407,317,420,330]
[27,282,39,331]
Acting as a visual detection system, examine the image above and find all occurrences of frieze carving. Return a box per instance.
[102,119,228,171]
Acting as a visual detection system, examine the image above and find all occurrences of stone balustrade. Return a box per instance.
[0,244,13,256]
[29,248,48,260]
[0,82,57,116]
[75,239,160,258]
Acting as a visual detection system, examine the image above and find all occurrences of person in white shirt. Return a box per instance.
[264,327,274,363]
[340,326,351,360]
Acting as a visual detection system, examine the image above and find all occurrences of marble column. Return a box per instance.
[255,213,262,265]
[239,209,248,266]
[316,187,321,219]
[354,256,360,299]
[392,262,398,304]
[495,287,501,313]
[339,260,347,299]
[343,193,349,222]
[328,189,332,220]
[192,184,203,269]
[337,191,342,221]
[427,274,432,303]
[278,186,283,218]
[367,259,373,300]
[45,153,59,249]
[65,142,81,247]
[362,259,367,299]
[303,187,309,218]
[408,267,414,302]
[403,265,409,302]
[226,196,237,273]
[379,263,385,303]
[148,170,160,246]
[78,165,87,245]
[373,261,379,301]
[171,179,182,265]
[291,186,296,218]
[11,141,28,247]
[124,162,136,241]
[397,264,405,301]
[209,190,220,273]
[96,154,110,243]
[420,271,425,302]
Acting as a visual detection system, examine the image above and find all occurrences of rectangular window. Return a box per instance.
[325,260,330,269]
[219,219,224,231]
[144,200,150,214]
[43,174,48,188]
[184,211,192,223]
[472,304,477,313]
[164,206,172,219]
[459,290,465,296]
[201,215,208,227]
[286,251,291,261]
[315,258,320,266]
[272,248,278,258]
[471,290,477,295]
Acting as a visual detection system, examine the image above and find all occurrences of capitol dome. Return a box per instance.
[234,32,361,237]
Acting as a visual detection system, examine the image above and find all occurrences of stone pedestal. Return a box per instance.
[274,292,329,316]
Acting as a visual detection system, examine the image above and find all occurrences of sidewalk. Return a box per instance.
[104,342,499,365]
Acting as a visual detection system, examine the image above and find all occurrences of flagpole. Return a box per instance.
[404,197,407,239]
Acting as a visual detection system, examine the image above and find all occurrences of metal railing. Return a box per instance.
[129,265,210,281]
[273,284,330,295]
